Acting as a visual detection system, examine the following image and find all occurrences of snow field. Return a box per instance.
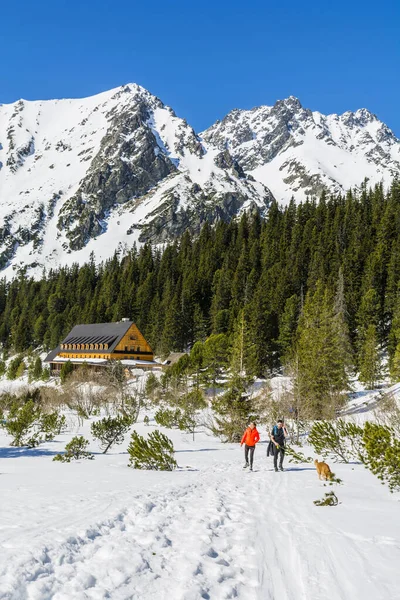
[0,378,400,599]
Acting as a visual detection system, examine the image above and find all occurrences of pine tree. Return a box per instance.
[91,415,132,453]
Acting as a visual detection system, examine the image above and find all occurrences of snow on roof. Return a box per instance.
[51,357,160,367]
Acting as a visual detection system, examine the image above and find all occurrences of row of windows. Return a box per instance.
[61,343,109,350]
[59,355,143,360]
[61,343,143,352]
[63,355,111,359]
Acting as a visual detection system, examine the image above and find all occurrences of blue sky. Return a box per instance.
[2,0,399,134]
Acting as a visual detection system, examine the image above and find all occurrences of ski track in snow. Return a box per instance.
[1,459,399,600]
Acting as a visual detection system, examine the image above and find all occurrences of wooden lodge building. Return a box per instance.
[45,319,159,374]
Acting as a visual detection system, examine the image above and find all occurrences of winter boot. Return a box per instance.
[243,462,249,469]
[274,467,278,472]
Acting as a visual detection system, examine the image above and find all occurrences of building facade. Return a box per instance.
[45,319,156,373]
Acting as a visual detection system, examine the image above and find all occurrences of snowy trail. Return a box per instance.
[1,457,399,600]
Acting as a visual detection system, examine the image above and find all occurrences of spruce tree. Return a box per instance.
[359,324,381,388]
[203,333,228,397]
[295,281,351,419]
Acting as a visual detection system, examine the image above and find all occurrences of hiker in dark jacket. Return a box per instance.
[271,419,287,472]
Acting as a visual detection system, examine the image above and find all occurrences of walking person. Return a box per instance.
[271,419,287,472]
[240,422,260,471]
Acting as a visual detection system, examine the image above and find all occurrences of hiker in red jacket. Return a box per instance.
[240,422,260,471]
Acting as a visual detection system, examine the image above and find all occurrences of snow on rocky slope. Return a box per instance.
[202,96,400,204]
[0,85,272,278]
[1,86,400,278]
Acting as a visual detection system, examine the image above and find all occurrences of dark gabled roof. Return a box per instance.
[44,347,61,362]
[61,321,134,353]
[44,321,143,362]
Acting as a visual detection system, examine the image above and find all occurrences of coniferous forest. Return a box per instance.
[1,181,400,381]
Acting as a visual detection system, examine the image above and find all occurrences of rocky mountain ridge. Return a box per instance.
[202,96,400,202]
[0,85,399,278]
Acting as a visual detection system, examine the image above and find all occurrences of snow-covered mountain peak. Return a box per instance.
[202,97,400,203]
[0,85,399,278]
[0,84,273,278]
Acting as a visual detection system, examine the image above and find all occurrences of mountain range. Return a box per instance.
[0,84,399,278]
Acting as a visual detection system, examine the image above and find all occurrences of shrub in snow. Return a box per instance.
[7,355,24,380]
[3,398,66,447]
[0,360,6,377]
[127,430,177,471]
[177,389,207,441]
[360,422,400,493]
[154,408,182,428]
[40,412,67,441]
[53,436,94,462]
[119,392,142,422]
[284,446,313,464]
[308,419,364,463]
[63,369,106,420]
[91,415,132,453]
[313,491,339,506]
[4,400,42,447]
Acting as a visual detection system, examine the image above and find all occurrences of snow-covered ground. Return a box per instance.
[0,380,400,599]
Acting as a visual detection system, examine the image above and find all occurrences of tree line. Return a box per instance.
[1,180,400,384]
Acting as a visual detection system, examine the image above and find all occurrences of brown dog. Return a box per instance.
[314,459,333,481]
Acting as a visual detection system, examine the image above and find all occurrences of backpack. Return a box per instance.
[272,425,285,445]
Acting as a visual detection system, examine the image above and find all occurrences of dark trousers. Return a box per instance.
[273,445,285,469]
[245,444,255,467]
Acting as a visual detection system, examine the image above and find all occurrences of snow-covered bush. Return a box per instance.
[53,436,94,462]
[127,430,177,471]
[308,419,364,463]
[91,415,132,453]
[360,423,400,493]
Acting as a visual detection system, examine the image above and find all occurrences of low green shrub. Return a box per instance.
[128,430,177,471]
[53,436,94,462]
